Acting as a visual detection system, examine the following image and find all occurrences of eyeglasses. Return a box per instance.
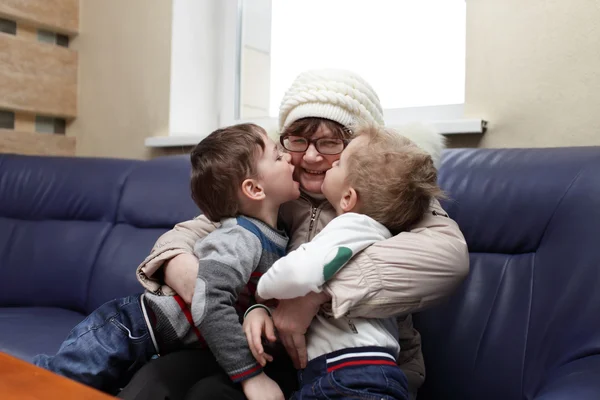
[280,135,350,155]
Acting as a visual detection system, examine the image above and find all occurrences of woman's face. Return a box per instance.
[289,124,342,194]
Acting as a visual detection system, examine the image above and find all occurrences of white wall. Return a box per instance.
[240,0,272,119]
[169,0,219,136]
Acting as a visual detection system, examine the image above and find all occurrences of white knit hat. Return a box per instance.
[278,69,385,132]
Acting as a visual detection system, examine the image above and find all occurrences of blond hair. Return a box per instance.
[346,124,444,232]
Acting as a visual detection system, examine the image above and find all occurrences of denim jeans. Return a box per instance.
[33,294,157,395]
[291,347,409,400]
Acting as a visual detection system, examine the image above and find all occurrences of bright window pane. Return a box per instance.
[269,0,465,116]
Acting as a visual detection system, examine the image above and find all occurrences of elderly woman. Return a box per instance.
[119,69,469,400]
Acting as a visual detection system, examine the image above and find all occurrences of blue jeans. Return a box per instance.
[33,294,157,395]
[291,347,409,400]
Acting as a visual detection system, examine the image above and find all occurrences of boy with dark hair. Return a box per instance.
[34,123,299,400]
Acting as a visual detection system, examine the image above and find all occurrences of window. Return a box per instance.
[146,0,480,148]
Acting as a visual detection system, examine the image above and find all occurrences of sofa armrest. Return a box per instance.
[535,355,600,399]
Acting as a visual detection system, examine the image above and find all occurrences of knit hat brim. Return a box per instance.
[281,103,356,132]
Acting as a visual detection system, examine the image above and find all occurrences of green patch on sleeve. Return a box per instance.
[323,246,354,281]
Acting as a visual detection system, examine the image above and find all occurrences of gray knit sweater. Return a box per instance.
[144,216,288,382]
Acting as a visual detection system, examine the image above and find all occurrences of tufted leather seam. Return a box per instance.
[535,159,591,250]
[470,251,531,256]
[520,253,535,398]
[520,155,598,397]
[471,256,510,371]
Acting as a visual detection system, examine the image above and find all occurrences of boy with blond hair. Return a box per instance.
[247,124,444,400]
[34,123,299,400]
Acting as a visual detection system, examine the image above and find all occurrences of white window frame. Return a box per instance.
[145,0,484,148]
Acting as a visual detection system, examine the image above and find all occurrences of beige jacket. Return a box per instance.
[136,193,469,392]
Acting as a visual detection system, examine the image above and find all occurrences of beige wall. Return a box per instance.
[69,0,173,159]
[453,0,600,148]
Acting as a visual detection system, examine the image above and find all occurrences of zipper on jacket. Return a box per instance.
[300,192,325,242]
[307,206,325,242]
[308,206,317,234]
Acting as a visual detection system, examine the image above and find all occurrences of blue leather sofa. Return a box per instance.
[1,147,599,399]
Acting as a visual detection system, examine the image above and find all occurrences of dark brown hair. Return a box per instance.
[282,117,352,140]
[190,123,266,222]
[347,124,445,233]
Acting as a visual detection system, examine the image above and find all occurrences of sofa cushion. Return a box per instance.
[437,148,594,254]
[415,147,600,400]
[0,154,137,222]
[0,307,85,361]
[117,155,199,228]
[84,156,200,312]
[0,219,112,312]
[414,252,534,399]
[0,155,141,312]
[85,225,168,313]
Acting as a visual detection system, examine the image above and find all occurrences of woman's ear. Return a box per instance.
[241,178,266,201]
[339,187,358,212]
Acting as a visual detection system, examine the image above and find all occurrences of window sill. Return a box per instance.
[145,118,486,148]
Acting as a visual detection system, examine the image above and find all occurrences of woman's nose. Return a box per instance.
[303,143,322,162]
[283,152,292,163]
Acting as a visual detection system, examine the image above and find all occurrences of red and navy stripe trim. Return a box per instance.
[325,347,397,373]
[230,364,262,382]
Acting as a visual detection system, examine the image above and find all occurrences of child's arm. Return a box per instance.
[137,215,218,295]
[257,213,391,300]
[190,225,264,383]
[243,306,276,366]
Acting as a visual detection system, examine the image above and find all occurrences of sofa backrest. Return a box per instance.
[0,154,198,315]
[84,155,199,312]
[414,147,600,400]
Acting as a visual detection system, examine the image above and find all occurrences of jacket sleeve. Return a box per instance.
[192,226,263,382]
[136,215,219,294]
[323,199,470,319]
[257,214,390,300]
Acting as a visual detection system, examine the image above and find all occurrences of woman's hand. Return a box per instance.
[163,253,199,305]
[243,308,276,366]
[272,291,330,369]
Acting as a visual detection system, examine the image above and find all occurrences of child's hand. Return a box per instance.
[241,372,284,400]
[243,307,277,366]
